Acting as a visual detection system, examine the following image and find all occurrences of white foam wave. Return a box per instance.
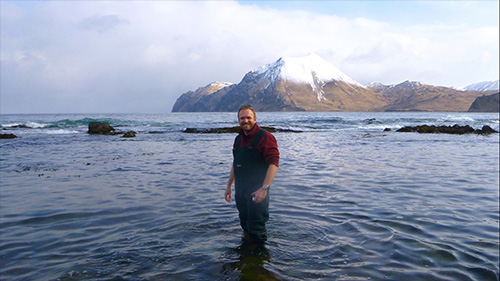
[44,129,79,135]
[1,123,17,128]
[441,115,475,122]
[26,121,48,128]
[1,121,49,128]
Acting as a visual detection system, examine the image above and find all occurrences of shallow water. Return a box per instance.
[1,112,499,280]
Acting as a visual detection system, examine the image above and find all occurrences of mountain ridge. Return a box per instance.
[367,80,495,112]
[172,55,496,112]
[463,80,499,92]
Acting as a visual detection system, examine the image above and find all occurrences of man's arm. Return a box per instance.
[225,167,235,202]
[252,164,278,203]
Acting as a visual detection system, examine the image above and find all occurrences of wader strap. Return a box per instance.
[251,129,267,147]
[235,134,241,148]
[235,129,267,148]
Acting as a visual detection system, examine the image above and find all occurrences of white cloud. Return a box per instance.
[144,45,175,65]
[0,0,498,113]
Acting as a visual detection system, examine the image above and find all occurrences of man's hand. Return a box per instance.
[225,187,232,202]
[251,188,267,204]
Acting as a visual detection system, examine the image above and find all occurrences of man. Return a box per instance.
[225,105,279,242]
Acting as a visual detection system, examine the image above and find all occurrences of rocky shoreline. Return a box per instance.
[1,122,498,139]
[184,124,499,135]
[183,126,302,134]
[395,124,498,135]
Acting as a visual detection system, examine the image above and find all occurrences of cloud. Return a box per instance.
[78,15,130,33]
[0,0,498,113]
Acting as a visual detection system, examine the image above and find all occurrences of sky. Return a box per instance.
[1,0,498,114]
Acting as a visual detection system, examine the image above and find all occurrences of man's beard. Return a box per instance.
[241,123,254,133]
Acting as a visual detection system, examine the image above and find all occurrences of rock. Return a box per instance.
[364,118,382,124]
[11,124,29,128]
[122,131,136,138]
[183,127,241,134]
[0,133,17,139]
[475,125,498,135]
[396,124,498,135]
[88,122,115,135]
[183,126,302,133]
[383,128,392,132]
[396,126,416,133]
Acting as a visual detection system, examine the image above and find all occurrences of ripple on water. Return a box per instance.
[1,113,498,281]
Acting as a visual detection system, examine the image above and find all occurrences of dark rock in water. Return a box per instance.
[184,126,241,134]
[475,125,498,135]
[183,126,302,133]
[396,126,417,133]
[364,118,382,124]
[396,124,498,135]
[11,124,29,128]
[383,128,392,132]
[122,131,136,138]
[88,122,115,135]
[0,133,17,139]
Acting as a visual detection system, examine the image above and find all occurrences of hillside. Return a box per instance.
[172,55,493,112]
[468,93,500,112]
[369,81,490,112]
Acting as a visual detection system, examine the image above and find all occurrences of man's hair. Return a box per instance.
[238,105,256,118]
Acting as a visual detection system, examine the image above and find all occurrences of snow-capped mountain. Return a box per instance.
[172,55,491,112]
[463,80,499,91]
[216,54,381,111]
[247,53,366,103]
[255,53,365,88]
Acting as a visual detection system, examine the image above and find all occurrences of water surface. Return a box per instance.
[1,112,498,280]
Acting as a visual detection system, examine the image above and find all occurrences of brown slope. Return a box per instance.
[173,79,495,112]
[172,82,233,112]
[371,81,491,112]
[282,80,387,111]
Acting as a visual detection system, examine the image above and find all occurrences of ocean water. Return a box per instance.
[0,112,499,281]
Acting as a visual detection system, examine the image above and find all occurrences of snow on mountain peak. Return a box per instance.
[255,53,364,88]
[211,81,233,88]
[197,81,233,95]
[463,80,499,91]
[282,53,362,85]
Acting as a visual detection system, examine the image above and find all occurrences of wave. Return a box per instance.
[43,129,80,135]
[440,115,475,122]
[2,118,137,130]
[1,121,49,129]
[2,113,498,135]
[50,118,123,128]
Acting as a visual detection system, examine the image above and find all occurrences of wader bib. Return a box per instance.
[233,129,269,241]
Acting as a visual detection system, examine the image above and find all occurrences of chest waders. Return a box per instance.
[233,129,270,241]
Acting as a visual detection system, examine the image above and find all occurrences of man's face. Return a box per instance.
[238,109,256,133]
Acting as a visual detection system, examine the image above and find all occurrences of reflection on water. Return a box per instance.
[221,236,277,281]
